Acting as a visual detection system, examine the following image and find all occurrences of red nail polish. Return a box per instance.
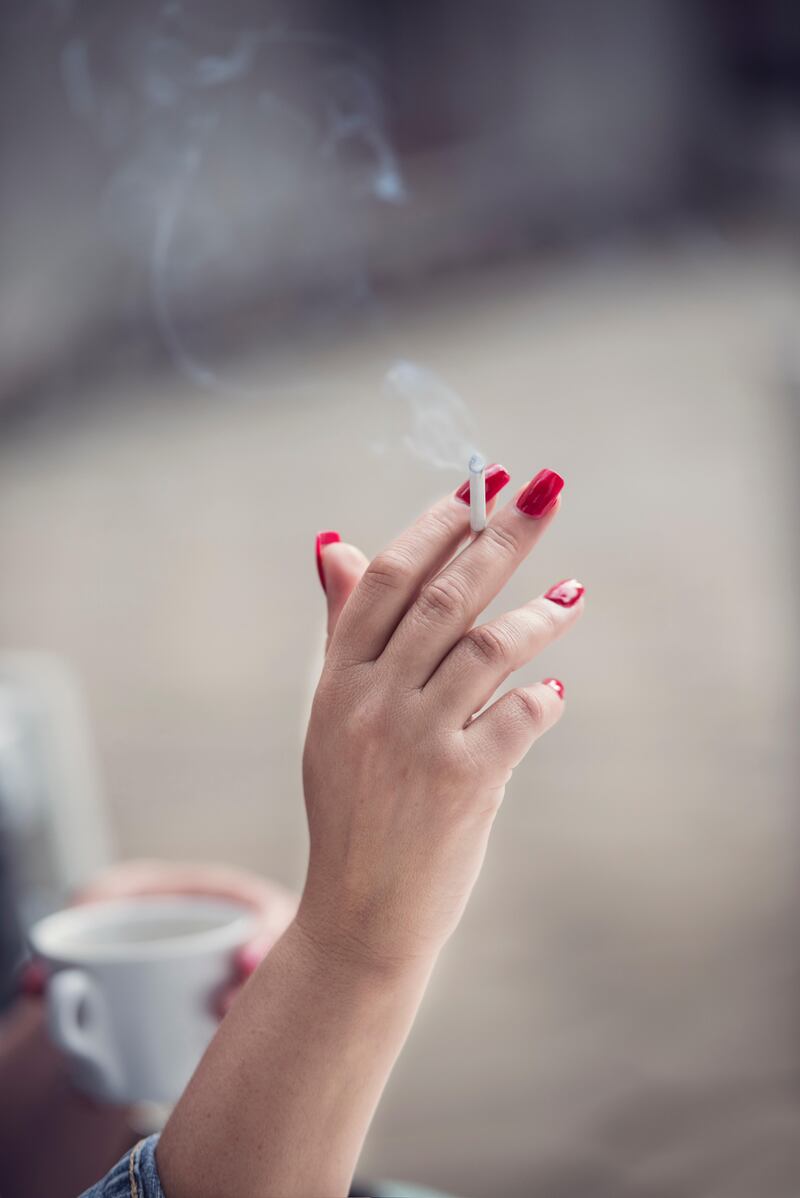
[455,464,511,505]
[516,469,564,518]
[236,944,265,978]
[544,578,584,608]
[315,531,340,592]
[543,678,565,699]
[19,961,47,997]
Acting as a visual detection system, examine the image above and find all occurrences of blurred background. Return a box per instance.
[1,1,799,1194]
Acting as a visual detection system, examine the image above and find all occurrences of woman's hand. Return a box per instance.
[301,465,584,971]
[158,464,584,1198]
[24,860,297,1015]
[315,530,369,648]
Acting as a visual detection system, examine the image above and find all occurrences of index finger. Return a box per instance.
[329,464,510,664]
[382,468,564,686]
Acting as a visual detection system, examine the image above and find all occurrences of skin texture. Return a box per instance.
[157,471,584,1198]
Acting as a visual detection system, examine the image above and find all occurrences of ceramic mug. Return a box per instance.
[29,895,256,1104]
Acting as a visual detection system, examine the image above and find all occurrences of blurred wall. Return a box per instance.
[1,4,799,1195]
[3,1,799,413]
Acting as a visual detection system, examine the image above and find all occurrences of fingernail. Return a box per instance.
[19,960,47,997]
[516,469,564,518]
[315,530,340,593]
[543,678,565,699]
[455,463,511,505]
[544,578,585,608]
[236,944,266,977]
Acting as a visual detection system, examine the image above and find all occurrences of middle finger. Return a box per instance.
[382,468,564,686]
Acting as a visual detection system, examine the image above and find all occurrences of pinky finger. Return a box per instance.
[214,983,239,1019]
[466,678,566,774]
[19,959,47,998]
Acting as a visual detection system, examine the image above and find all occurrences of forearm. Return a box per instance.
[158,468,576,1196]
[156,919,435,1198]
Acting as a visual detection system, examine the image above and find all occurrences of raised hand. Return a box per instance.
[300,466,583,968]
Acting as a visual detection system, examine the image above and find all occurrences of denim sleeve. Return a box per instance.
[80,1134,165,1198]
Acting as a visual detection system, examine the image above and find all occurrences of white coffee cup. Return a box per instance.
[29,895,257,1105]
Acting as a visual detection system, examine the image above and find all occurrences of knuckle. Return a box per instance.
[527,601,559,640]
[464,623,513,668]
[507,687,545,726]
[342,696,386,740]
[362,549,415,596]
[417,574,468,624]
[424,504,459,540]
[435,736,473,785]
[483,521,521,560]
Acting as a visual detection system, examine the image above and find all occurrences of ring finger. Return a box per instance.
[383,468,565,686]
[329,464,510,664]
[427,579,585,724]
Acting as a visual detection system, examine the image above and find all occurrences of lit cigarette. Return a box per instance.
[468,453,486,532]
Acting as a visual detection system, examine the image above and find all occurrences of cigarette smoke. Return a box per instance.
[381,360,482,473]
[56,3,405,397]
[55,5,480,475]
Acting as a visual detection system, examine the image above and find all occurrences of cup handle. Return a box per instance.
[47,969,122,1096]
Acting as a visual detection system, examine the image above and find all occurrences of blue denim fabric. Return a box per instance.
[80,1135,458,1198]
[80,1134,165,1198]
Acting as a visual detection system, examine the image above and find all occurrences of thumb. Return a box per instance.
[315,533,369,646]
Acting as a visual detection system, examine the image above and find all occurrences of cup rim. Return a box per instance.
[29,895,258,964]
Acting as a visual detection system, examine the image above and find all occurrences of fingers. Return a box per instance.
[427,581,585,724]
[234,921,289,977]
[465,677,566,776]
[326,464,510,664]
[384,469,564,686]
[71,861,298,1021]
[73,859,273,906]
[75,862,298,938]
[318,540,369,647]
[19,959,47,998]
[215,982,239,1018]
[315,531,341,590]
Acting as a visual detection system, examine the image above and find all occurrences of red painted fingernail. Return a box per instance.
[20,961,47,997]
[236,945,264,978]
[516,469,564,518]
[455,463,511,505]
[315,530,340,593]
[543,678,565,699]
[544,578,585,608]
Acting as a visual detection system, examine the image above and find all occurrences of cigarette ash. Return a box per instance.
[468,453,487,532]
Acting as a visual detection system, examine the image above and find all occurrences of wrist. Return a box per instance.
[290,902,438,992]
